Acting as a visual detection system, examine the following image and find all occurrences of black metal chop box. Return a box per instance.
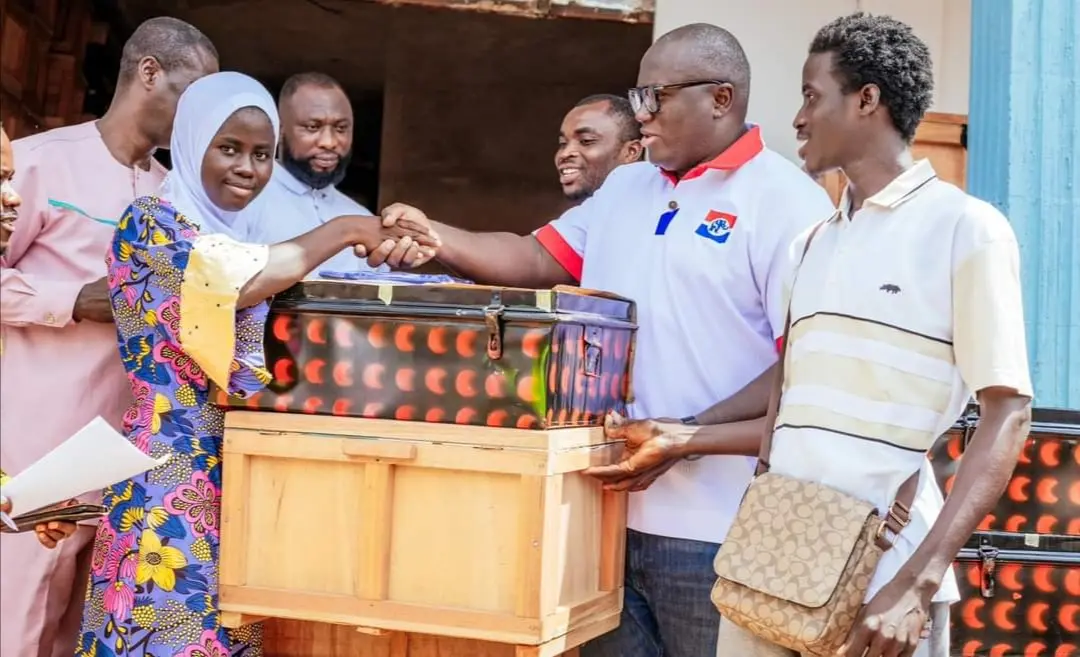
[216,281,638,429]
[929,406,1080,657]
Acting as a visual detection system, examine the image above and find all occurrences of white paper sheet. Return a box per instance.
[0,416,169,516]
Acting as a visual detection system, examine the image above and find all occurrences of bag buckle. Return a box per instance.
[873,519,894,550]
[874,501,912,550]
[887,500,911,529]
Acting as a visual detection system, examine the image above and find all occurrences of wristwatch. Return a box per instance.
[680,416,704,461]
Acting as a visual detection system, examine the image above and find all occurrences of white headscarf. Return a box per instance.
[160,71,280,239]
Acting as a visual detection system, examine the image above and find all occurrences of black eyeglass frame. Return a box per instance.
[627,79,730,114]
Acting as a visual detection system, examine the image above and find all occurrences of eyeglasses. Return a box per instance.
[627,79,729,115]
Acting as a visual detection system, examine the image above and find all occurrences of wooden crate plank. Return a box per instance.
[262,619,587,657]
[225,410,610,451]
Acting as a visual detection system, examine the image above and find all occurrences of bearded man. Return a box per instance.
[247,71,385,275]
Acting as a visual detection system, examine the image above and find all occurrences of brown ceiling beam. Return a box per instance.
[362,0,653,24]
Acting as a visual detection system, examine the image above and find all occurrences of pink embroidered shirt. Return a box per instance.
[0,120,166,491]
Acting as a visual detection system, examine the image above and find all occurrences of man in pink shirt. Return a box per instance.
[1,127,18,257]
[0,17,218,657]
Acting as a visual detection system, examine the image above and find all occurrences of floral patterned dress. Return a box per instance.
[79,196,271,657]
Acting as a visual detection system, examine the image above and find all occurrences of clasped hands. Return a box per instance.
[355,203,441,269]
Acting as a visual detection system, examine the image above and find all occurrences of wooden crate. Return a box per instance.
[219,412,627,654]
[260,618,585,657]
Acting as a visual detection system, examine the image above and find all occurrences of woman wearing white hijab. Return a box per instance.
[77,72,437,657]
[158,70,275,239]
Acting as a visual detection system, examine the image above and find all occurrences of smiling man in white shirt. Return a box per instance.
[367,24,835,657]
[248,71,385,276]
[556,94,643,203]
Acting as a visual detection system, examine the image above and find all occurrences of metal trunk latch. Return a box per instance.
[977,542,999,598]
[583,326,603,377]
[484,293,506,360]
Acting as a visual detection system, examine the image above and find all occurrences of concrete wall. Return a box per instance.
[654,0,971,163]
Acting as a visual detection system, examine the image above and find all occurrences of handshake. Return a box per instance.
[354,203,442,270]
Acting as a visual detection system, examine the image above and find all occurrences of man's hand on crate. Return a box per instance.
[583,412,692,492]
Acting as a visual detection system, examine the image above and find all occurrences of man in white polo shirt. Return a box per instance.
[247,71,387,276]
[371,24,835,657]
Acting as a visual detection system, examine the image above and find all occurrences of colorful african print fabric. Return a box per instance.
[78,196,270,657]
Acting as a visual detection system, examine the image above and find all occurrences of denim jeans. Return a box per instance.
[581,529,721,657]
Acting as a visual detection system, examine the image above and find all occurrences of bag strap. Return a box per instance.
[753,219,918,549]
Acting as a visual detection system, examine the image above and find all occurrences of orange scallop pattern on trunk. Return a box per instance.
[953,559,1079,657]
[930,412,1079,657]
[223,311,636,430]
[930,419,1078,538]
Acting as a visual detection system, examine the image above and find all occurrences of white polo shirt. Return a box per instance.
[246,165,388,277]
[535,125,836,544]
[773,159,1033,603]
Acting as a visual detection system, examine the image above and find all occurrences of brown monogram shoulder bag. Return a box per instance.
[710,222,919,656]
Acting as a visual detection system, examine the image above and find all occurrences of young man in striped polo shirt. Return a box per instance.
[730,13,1032,657]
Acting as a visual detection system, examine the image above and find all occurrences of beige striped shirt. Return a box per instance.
[772,159,1032,603]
